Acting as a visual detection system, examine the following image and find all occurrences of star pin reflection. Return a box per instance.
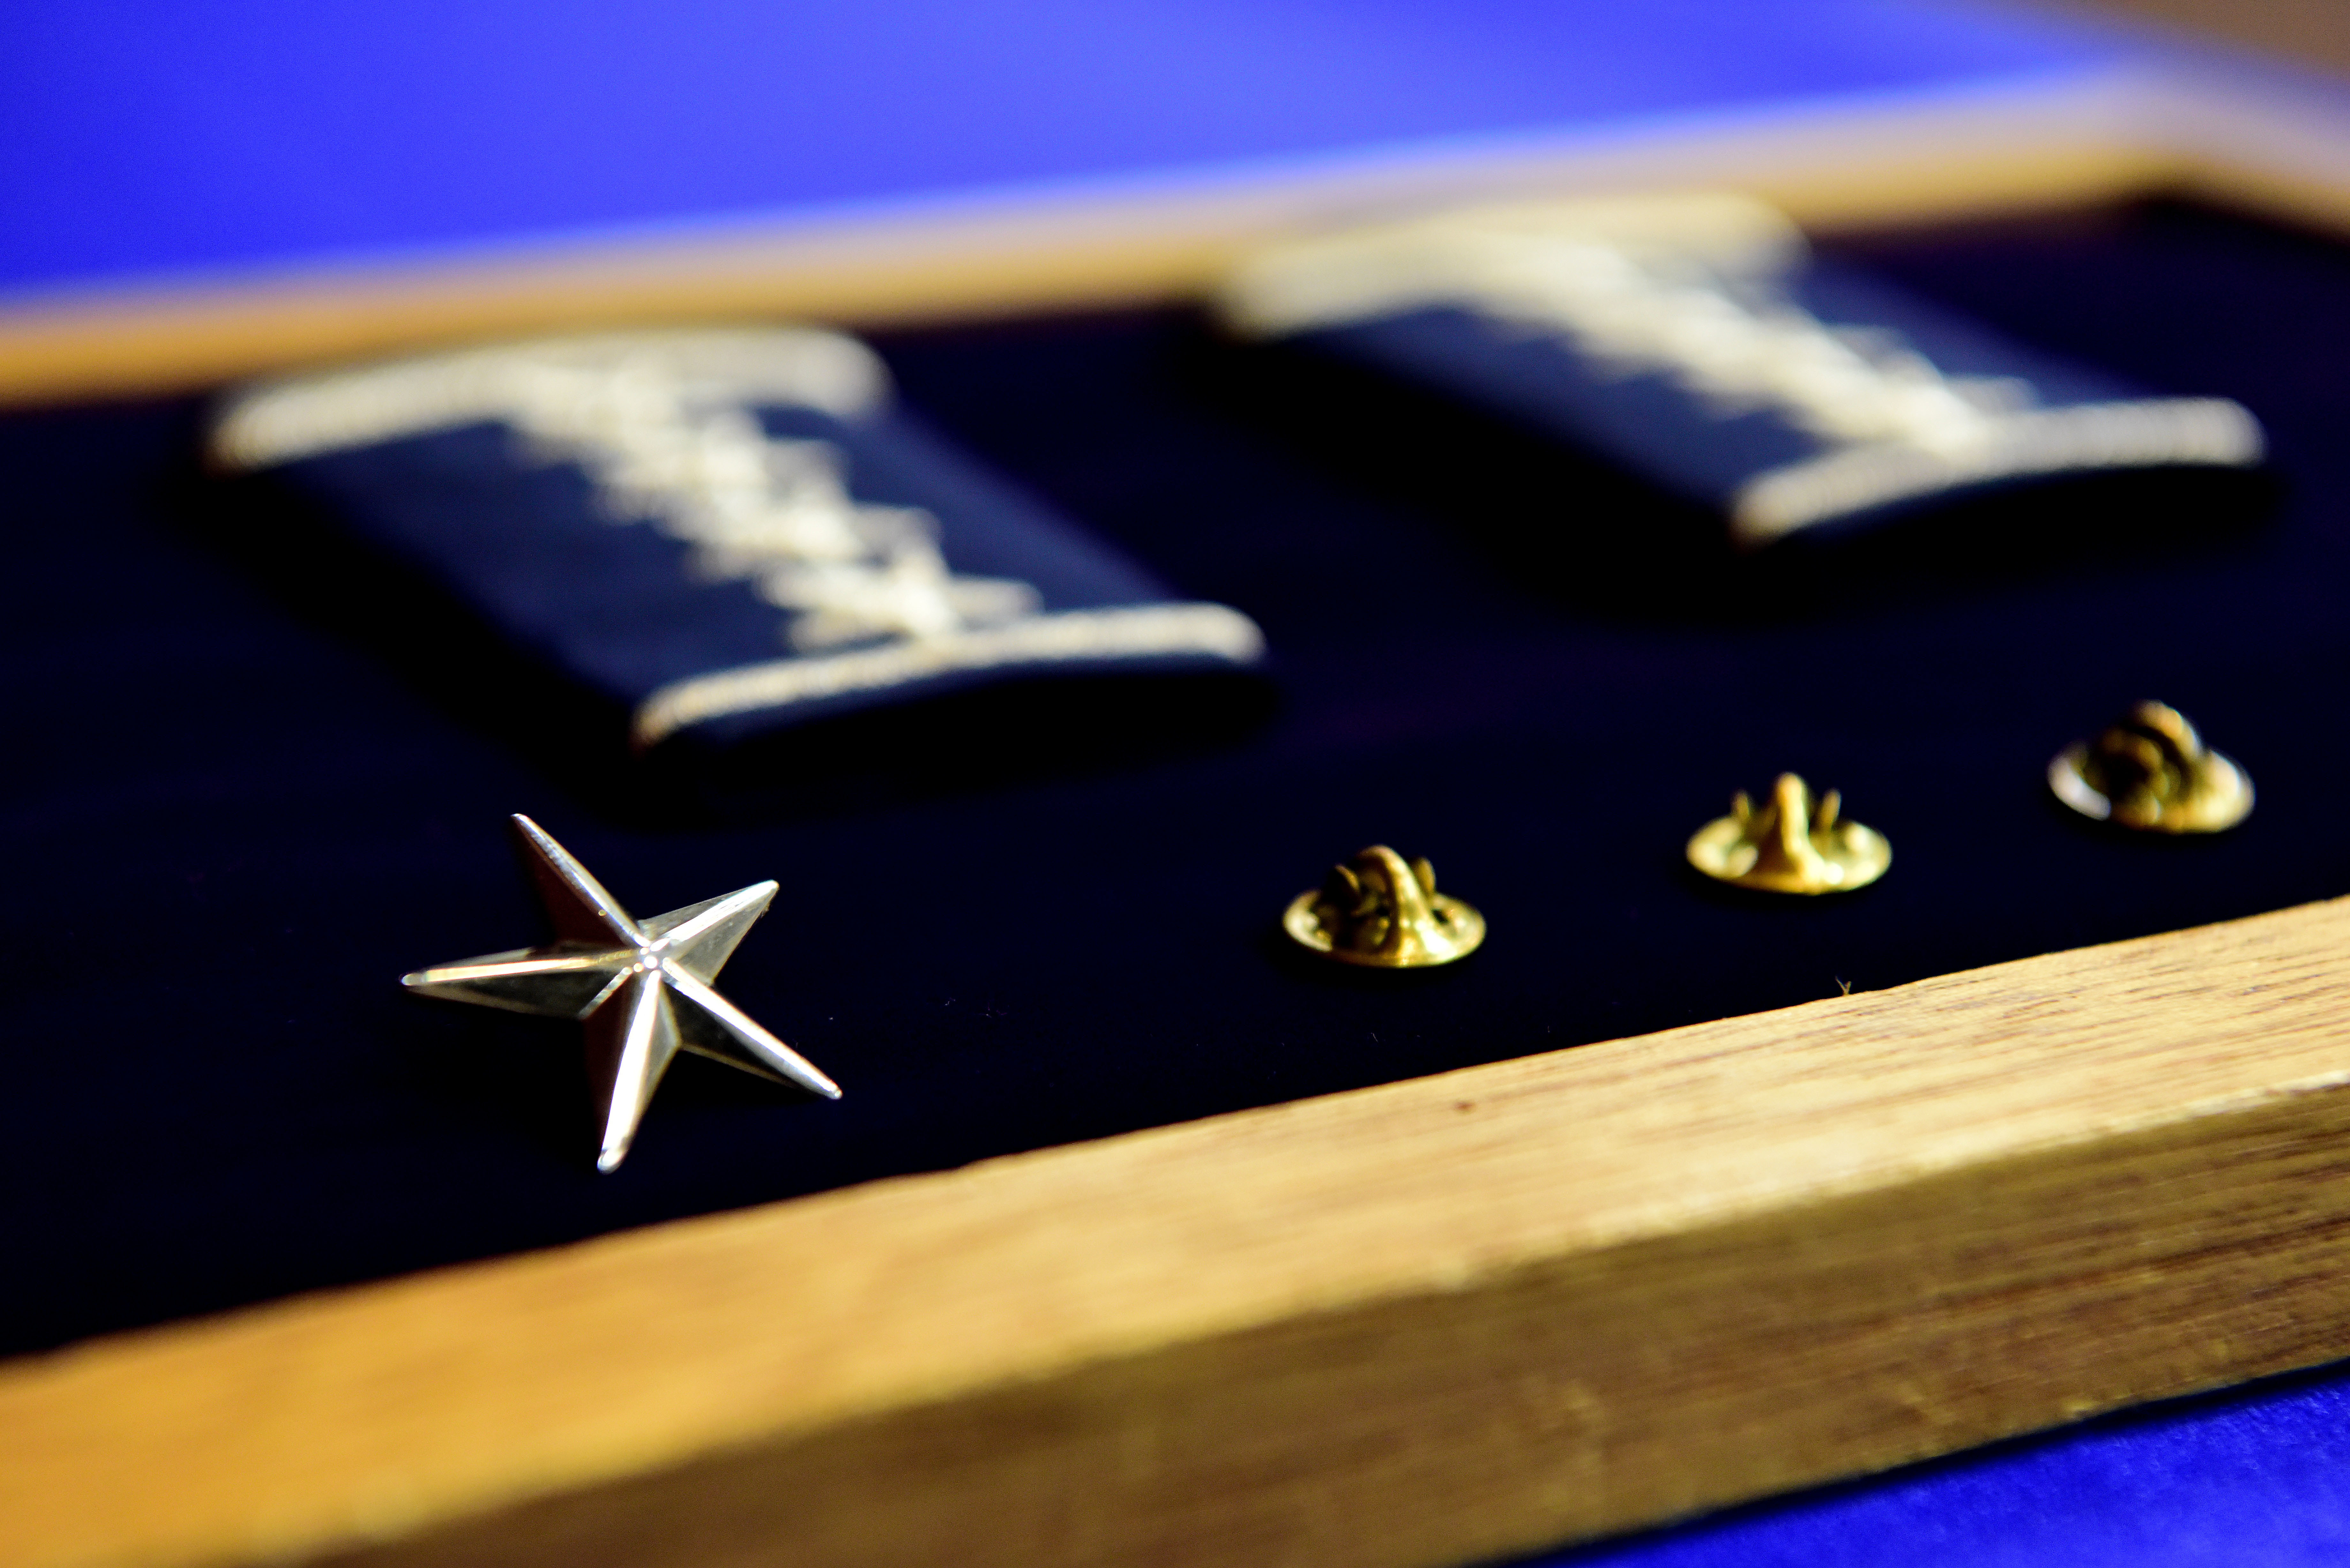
[403,815,840,1171]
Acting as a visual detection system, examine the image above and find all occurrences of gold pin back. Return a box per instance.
[1284,845,1485,967]
[2049,700,2251,833]
[1687,773,1889,895]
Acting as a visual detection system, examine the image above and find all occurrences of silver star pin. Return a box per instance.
[403,814,841,1171]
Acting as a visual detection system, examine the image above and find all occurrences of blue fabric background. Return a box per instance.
[1,1,2115,295]
[1525,1365,2350,1566]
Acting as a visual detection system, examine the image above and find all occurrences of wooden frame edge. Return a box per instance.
[9,894,2350,1568]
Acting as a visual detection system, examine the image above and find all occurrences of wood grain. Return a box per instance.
[9,894,2350,1568]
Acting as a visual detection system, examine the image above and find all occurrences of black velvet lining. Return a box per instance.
[6,200,2349,1357]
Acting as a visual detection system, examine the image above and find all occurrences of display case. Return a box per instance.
[10,8,2350,1566]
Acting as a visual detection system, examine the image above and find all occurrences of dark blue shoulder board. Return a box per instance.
[212,328,1264,747]
[1218,198,2262,547]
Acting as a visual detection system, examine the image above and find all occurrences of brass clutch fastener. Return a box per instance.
[1687,773,1890,895]
[2049,700,2252,832]
[1284,845,1486,967]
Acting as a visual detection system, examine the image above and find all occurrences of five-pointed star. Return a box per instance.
[402,814,840,1171]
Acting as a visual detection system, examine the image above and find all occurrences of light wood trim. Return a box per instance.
[9,894,2350,1568]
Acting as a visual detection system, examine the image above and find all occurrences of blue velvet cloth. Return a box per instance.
[0,1,2123,297]
[1519,1363,2350,1567]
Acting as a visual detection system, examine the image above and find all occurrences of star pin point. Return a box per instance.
[403,815,840,1172]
